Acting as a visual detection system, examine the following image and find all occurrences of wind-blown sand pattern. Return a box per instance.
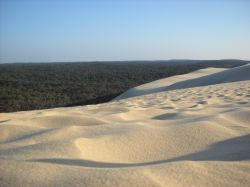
[0,64,250,187]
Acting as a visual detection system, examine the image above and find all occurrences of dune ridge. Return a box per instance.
[115,64,250,100]
[0,64,250,187]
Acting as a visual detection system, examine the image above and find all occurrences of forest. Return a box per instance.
[0,60,248,112]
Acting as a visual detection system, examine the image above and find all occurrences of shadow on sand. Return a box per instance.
[30,134,250,168]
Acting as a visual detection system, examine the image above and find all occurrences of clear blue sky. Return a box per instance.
[0,0,250,63]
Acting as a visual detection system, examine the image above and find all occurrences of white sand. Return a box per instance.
[114,67,226,100]
[0,64,250,187]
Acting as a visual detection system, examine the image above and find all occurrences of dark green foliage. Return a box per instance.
[0,60,248,112]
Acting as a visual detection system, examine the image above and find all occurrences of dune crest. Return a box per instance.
[0,65,250,187]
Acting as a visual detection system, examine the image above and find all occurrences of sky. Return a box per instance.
[0,0,250,63]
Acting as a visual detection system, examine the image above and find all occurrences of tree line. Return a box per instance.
[0,60,248,112]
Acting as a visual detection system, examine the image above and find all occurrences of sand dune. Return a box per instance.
[115,64,250,100]
[0,64,250,187]
[114,67,226,100]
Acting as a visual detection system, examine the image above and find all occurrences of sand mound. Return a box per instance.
[0,65,250,187]
[114,67,226,100]
[115,64,250,100]
[165,63,250,91]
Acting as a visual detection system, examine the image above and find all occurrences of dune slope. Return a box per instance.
[114,67,226,100]
[0,65,250,187]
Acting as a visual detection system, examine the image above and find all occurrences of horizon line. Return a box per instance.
[1,59,250,64]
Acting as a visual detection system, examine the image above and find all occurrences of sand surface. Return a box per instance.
[0,64,250,187]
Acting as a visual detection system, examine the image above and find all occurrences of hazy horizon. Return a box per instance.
[1,59,250,65]
[1,0,250,63]
[2,58,250,64]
